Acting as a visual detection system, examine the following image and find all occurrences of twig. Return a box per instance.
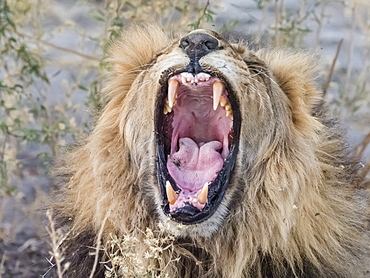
[17,31,100,61]
[359,162,370,186]
[193,0,210,30]
[344,5,357,93]
[354,131,370,161]
[274,0,281,47]
[322,39,343,96]
[0,253,7,278]
[41,258,56,278]
[46,209,69,278]
[353,131,370,189]
[89,209,110,278]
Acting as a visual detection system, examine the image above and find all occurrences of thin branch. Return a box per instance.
[17,31,100,61]
[89,210,110,278]
[354,131,370,161]
[322,38,343,96]
[193,0,210,29]
[353,131,370,189]
[46,209,68,278]
[359,162,370,186]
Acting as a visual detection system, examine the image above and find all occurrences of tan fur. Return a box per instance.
[56,25,366,277]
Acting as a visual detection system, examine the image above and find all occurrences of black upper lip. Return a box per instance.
[155,66,241,225]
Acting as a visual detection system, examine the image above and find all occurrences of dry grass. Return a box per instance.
[104,222,180,278]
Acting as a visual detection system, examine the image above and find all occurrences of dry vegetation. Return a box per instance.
[0,0,369,277]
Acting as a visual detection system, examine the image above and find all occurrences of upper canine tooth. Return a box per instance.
[168,79,179,108]
[198,182,209,205]
[166,181,178,205]
[213,82,224,110]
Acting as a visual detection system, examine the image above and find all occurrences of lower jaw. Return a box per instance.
[159,205,227,237]
[158,143,239,225]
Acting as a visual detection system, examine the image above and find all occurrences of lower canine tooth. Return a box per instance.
[164,106,172,114]
[166,181,178,205]
[198,182,209,205]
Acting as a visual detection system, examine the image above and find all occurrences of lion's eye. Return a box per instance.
[155,70,240,224]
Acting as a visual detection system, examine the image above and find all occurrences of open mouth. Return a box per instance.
[155,70,241,224]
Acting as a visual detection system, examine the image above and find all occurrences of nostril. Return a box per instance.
[180,33,219,55]
[180,38,190,50]
[204,40,218,50]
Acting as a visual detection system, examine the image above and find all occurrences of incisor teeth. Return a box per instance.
[198,182,209,205]
[213,82,224,110]
[168,79,179,108]
[166,181,178,205]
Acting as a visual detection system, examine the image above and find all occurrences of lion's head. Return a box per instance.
[57,25,365,277]
[103,26,320,235]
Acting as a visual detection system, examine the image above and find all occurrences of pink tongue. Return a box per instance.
[167,137,223,192]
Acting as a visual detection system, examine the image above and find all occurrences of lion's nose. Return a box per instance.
[180,33,219,56]
[180,33,219,74]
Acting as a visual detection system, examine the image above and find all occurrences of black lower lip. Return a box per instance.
[155,71,241,225]
[157,143,239,224]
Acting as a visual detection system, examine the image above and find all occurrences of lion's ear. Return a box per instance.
[254,50,323,131]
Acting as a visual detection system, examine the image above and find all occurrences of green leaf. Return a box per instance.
[78,84,88,91]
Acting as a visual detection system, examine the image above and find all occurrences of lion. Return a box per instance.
[54,25,367,278]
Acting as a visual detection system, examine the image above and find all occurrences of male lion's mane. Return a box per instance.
[54,25,366,278]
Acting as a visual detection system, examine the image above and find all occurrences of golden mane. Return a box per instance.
[55,25,366,278]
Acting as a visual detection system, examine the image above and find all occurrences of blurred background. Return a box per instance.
[0,0,369,277]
